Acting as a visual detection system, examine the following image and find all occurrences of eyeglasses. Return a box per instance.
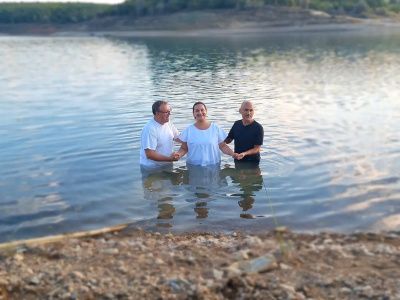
[158,110,171,115]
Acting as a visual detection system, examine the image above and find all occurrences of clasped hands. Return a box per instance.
[170,152,181,161]
[171,152,245,161]
[233,152,245,160]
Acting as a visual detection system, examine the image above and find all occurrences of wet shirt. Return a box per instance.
[227,120,264,162]
[179,123,227,166]
[140,119,179,169]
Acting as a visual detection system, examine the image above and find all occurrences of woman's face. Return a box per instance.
[193,104,207,121]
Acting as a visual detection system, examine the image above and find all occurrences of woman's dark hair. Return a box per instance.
[152,100,168,115]
[192,101,207,113]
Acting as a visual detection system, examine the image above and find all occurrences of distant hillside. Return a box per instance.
[0,1,400,35]
[0,0,400,25]
[82,7,355,32]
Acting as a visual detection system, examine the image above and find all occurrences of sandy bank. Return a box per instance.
[88,21,400,38]
[1,225,400,299]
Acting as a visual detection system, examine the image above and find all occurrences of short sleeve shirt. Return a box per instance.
[227,120,264,162]
[179,123,227,166]
[140,119,179,168]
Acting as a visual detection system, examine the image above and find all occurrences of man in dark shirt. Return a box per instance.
[225,101,264,163]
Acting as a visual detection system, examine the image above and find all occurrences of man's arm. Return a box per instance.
[172,142,188,160]
[237,123,263,160]
[225,123,235,144]
[224,137,233,144]
[145,149,177,162]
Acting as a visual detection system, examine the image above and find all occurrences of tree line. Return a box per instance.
[0,3,110,23]
[0,0,399,24]
[110,0,400,16]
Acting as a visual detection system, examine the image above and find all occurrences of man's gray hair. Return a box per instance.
[152,100,168,115]
[240,100,254,110]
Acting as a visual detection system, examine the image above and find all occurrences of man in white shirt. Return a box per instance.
[140,100,180,169]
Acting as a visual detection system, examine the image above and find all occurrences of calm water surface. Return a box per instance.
[1,31,400,242]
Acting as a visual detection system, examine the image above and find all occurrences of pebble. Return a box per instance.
[166,278,191,293]
[227,254,277,275]
[234,249,250,260]
[72,271,84,280]
[354,285,373,296]
[205,279,214,287]
[212,269,223,280]
[340,287,352,294]
[25,268,34,275]
[280,263,292,270]
[280,283,296,293]
[29,276,40,285]
[243,236,263,247]
[13,253,24,262]
[80,285,90,293]
[100,248,119,255]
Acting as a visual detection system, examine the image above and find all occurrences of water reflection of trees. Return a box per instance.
[139,38,244,73]
[121,33,400,76]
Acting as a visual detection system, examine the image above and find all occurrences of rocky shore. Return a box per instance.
[1,227,400,299]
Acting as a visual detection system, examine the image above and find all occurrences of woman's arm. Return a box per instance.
[219,142,236,158]
[174,137,183,143]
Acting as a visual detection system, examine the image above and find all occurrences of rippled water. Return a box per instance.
[1,31,400,242]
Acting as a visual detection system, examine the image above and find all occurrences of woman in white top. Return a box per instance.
[175,102,237,166]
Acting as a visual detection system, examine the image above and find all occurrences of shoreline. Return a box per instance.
[2,21,400,38]
[93,22,400,38]
[1,225,400,299]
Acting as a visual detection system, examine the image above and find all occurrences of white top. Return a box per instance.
[140,118,179,169]
[179,122,227,166]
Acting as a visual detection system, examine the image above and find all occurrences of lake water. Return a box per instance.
[1,30,400,243]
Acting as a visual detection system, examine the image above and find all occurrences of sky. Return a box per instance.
[0,0,124,4]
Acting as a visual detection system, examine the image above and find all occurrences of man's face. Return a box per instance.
[155,104,171,124]
[240,102,254,122]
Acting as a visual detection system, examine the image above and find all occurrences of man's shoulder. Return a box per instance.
[143,118,156,126]
[252,120,263,130]
[232,120,242,127]
[142,119,159,133]
[166,121,177,130]
[254,120,263,127]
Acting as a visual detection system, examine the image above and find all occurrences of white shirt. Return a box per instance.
[140,118,179,169]
[179,122,227,166]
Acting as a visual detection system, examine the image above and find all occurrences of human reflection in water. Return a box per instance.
[141,165,183,227]
[221,162,263,219]
[183,163,227,219]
